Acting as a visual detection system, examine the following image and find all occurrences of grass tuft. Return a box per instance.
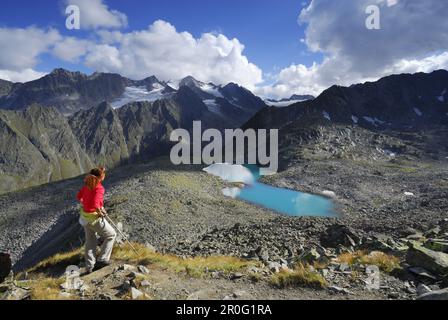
[337,251,401,273]
[26,249,83,275]
[113,243,258,278]
[28,278,71,300]
[270,264,327,289]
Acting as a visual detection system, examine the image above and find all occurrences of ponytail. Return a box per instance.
[84,166,106,190]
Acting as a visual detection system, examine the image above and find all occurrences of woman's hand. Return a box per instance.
[100,207,108,217]
[96,207,107,217]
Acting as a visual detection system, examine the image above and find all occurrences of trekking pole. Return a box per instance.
[104,215,140,256]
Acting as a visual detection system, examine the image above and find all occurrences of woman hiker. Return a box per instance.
[77,166,116,274]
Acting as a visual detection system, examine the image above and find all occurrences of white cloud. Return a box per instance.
[84,20,263,88]
[0,69,47,83]
[0,26,60,82]
[257,0,448,99]
[52,37,91,62]
[65,0,127,30]
[0,27,60,71]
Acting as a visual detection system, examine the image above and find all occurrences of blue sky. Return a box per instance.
[0,0,315,77]
[0,0,446,98]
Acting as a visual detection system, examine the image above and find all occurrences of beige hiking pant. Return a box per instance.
[83,218,117,270]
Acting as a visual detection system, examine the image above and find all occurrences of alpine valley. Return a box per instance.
[1,69,448,301]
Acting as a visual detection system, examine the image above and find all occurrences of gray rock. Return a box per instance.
[406,241,448,276]
[122,280,132,291]
[337,263,351,272]
[230,273,244,280]
[417,287,448,300]
[300,248,321,264]
[0,253,11,283]
[140,280,151,287]
[119,264,136,271]
[424,239,448,253]
[138,265,150,274]
[407,266,437,280]
[416,284,432,296]
[320,224,360,248]
[424,227,441,238]
[328,286,352,295]
[131,287,144,300]
[268,262,282,273]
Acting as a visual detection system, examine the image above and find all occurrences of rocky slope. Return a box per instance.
[0,79,13,97]
[0,152,447,300]
[0,105,93,193]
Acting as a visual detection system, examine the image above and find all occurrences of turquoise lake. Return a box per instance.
[237,165,338,217]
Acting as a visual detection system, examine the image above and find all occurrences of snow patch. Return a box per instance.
[203,99,221,114]
[265,99,307,107]
[222,187,241,198]
[323,111,331,121]
[363,116,385,126]
[384,149,396,157]
[413,108,423,116]
[404,192,415,197]
[203,163,255,185]
[111,86,167,108]
[321,190,337,199]
[200,83,223,98]
[166,80,180,90]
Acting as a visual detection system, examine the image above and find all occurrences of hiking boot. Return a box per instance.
[93,261,111,271]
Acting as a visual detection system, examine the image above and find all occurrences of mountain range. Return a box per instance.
[0,69,266,193]
[245,69,448,172]
[265,94,315,107]
[0,69,447,194]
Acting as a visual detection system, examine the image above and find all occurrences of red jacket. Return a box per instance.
[77,183,105,213]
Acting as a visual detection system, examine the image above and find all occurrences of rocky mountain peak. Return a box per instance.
[179,75,204,88]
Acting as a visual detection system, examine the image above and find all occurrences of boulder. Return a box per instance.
[118,264,135,271]
[439,219,448,232]
[137,265,150,274]
[406,241,448,276]
[407,267,437,280]
[131,287,144,300]
[425,226,441,238]
[416,284,432,296]
[267,262,282,273]
[300,248,321,264]
[0,253,12,283]
[361,234,407,253]
[417,287,448,300]
[320,224,360,248]
[424,239,448,253]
